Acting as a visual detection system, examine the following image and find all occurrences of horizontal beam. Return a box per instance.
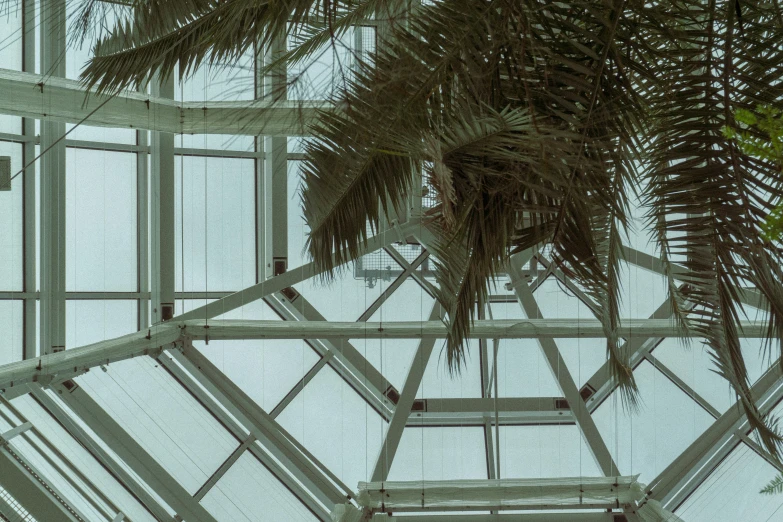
[409,397,575,426]
[177,318,772,340]
[0,68,326,136]
[372,514,614,522]
[0,325,180,395]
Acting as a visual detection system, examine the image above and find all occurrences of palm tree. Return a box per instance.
[75,0,783,459]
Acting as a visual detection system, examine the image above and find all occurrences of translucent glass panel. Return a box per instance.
[65,123,136,145]
[77,357,239,494]
[288,160,308,268]
[201,453,318,522]
[177,54,255,102]
[675,443,783,521]
[277,365,387,491]
[66,148,137,291]
[593,361,715,484]
[0,141,23,290]
[66,300,137,349]
[65,2,130,80]
[294,267,386,321]
[498,425,602,478]
[0,301,23,365]
[287,28,353,100]
[0,5,22,72]
[652,335,774,416]
[175,156,256,291]
[353,279,434,392]
[417,339,482,399]
[176,133,255,152]
[490,333,562,398]
[388,427,486,481]
[11,395,157,522]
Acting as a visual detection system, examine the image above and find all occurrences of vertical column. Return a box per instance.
[39,0,66,355]
[21,0,36,359]
[263,34,288,277]
[137,129,149,327]
[150,77,175,322]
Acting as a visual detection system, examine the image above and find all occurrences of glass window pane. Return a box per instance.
[66,123,136,145]
[66,300,137,349]
[593,361,715,484]
[76,357,239,494]
[0,301,22,364]
[175,156,255,292]
[277,365,387,491]
[201,452,318,522]
[675,443,782,522]
[499,425,602,478]
[388,426,486,481]
[0,141,23,290]
[195,338,321,413]
[0,5,22,71]
[66,149,137,291]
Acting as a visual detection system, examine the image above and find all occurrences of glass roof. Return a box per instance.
[0,2,782,521]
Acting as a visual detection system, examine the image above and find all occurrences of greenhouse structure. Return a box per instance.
[0,1,782,521]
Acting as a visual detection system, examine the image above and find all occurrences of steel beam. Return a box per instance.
[0,442,82,521]
[0,324,180,404]
[51,380,220,522]
[371,514,614,522]
[29,385,176,522]
[39,0,67,355]
[0,68,325,136]
[174,318,772,340]
[410,397,574,425]
[510,259,617,477]
[372,303,441,481]
[647,360,783,510]
[21,0,36,361]
[267,293,396,419]
[171,344,350,508]
[583,297,676,413]
[157,349,338,520]
[150,75,175,324]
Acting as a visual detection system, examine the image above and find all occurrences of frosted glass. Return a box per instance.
[388,426,486,481]
[675,443,782,522]
[294,267,385,321]
[66,148,137,291]
[66,123,136,145]
[66,300,137,349]
[77,357,239,494]
[593,361,714,484]
[196,338,321,413]
[288,29,353,100]
[288,160,309,268]
[278,365,387,491]
[176,133,255,152]
[201,453,317,522]
[0,301,23,365]
[0,5,22,71]
[0,141,23,290]
[499,425,602,478]
[177,54,255,102]
[174,156,256,291]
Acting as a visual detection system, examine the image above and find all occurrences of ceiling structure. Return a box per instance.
[0,1,782,521]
